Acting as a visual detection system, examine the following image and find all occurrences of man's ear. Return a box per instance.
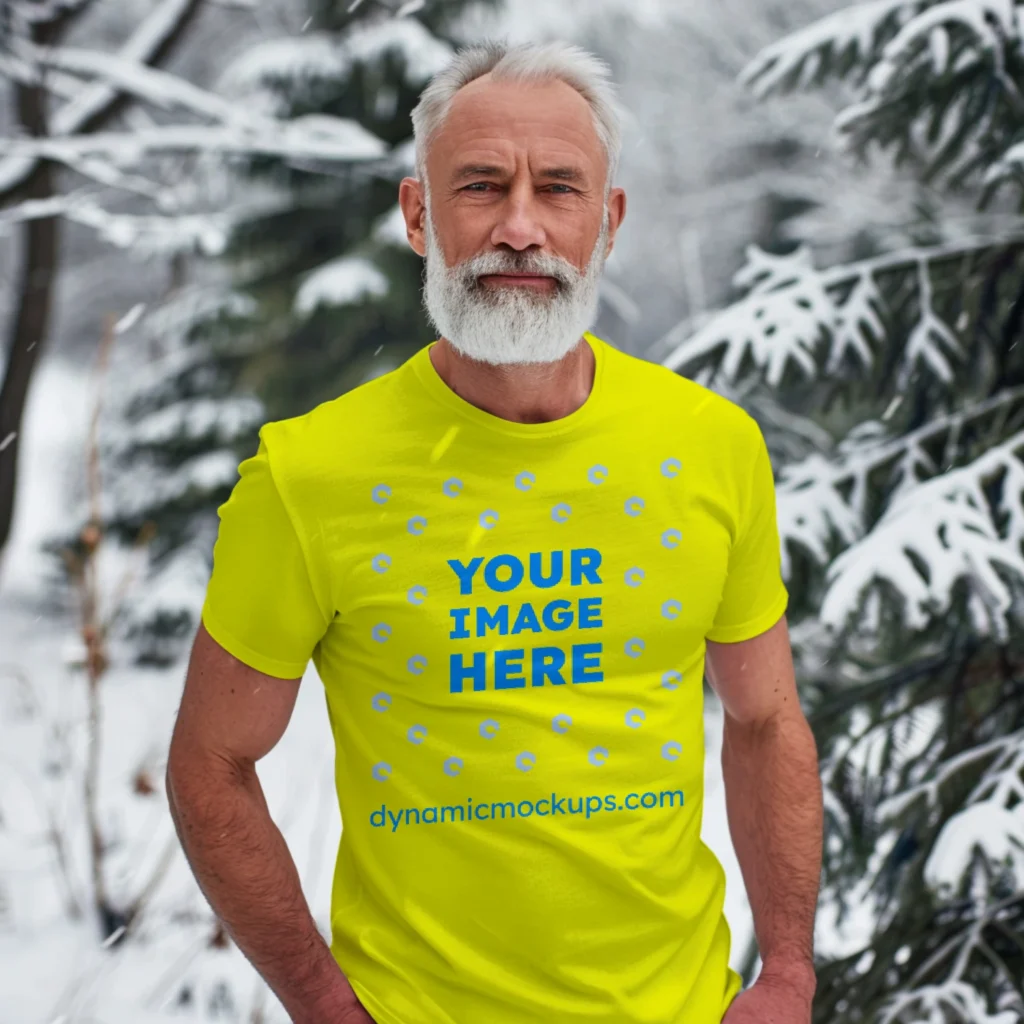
[398,177,427,257]
[604,186,627,258]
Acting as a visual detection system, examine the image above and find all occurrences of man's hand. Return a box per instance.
[721,961,815,1024]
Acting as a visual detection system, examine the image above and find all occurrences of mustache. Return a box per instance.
[452,249,580,291]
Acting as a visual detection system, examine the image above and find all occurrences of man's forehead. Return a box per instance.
[433,75,602,165]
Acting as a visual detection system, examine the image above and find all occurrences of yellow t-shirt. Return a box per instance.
[201,332,788,1024]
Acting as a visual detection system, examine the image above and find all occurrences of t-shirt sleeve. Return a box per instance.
[200,431,331,679]
[705,419,789,644]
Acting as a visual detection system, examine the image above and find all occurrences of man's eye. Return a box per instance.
[464,183,493,192]
[548,184,575,193]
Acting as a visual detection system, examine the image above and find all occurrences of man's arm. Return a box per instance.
[705,613,822,999]
[166,623,371,1024]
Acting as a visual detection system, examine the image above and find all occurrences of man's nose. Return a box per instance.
[490,186,547,251]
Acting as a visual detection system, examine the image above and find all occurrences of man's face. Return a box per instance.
[399,74,627,366]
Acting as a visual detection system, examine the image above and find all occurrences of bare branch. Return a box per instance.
[1,120,388,164]
[0,0,204,199]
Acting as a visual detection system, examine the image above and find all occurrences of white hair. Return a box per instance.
[410,39,624,194]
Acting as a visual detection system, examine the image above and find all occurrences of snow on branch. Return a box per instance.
[0,0,201,197]
[863,0,1018,90]
[819,429,1024,643]
[740,0,1020,100]
[873,889,1024,1023]
[773,384,1024,579]
[739,0,1024,190]
[903,258,963,383]
[925,743,1024,892]
[663,247,836,387]
[1,119,386,165]
[139,288,258,344]
[104,450,242,521]
[49,154,162,198]
[9,42,266,128]
[53,0,201,131]
[120,396,265,449]
[877,732,1020,819]
[0,185,302,255]
[660,244,889,387]
[879,978,1019,1024]
[0,41,387,168]
[987,139,1024,190]
[775,452,864,577]
[344,17,454,84]
[821,712,1024,1015]
[216,34,351,103]
[62,204,233,256]
[372,203,410,246]
[8,0,92,25]
[739,0,918,97]
[217,18,453,115]
[294,257,390,316]
[662,233,1024,389]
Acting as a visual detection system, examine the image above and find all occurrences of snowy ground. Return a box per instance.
[0,353,755,1022]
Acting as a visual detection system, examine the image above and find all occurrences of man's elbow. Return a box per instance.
[724,700,817,757]
[166,737,247,820]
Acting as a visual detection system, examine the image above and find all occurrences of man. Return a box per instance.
[167,39,823,1024]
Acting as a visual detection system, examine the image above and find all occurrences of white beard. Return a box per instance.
[421,198,609,367]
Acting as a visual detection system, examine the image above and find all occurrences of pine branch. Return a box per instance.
[987,139,1024,192]
[776,384,1024,582]
[738,0,919,99]
[662,233,1024,388]
[876,731,1022,819]
[819,428,1024,642]
[740,0,1024,196]
[885,892,1024,1023]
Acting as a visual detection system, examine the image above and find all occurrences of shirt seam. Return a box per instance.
[706,586,788,643]
[201,600,310,678]
[734,411,762,553]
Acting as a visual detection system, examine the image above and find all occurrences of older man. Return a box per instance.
[167,39,823,1024]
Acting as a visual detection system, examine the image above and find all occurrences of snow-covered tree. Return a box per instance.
[663,3,1024,1022]
[2,2,478,661]
[0,0,390,579]
[86,0,495,666]
[0,0,207,563]
[204,0,491,414]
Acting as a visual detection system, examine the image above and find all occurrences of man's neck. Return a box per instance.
[428,336,595,426]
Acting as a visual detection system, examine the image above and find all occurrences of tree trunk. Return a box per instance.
[0,65,59,557]
[0,0,205,562]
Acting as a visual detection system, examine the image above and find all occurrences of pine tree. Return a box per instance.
[84,1,496,664]
[209,0,493,417]
[663,3,1024,1021]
